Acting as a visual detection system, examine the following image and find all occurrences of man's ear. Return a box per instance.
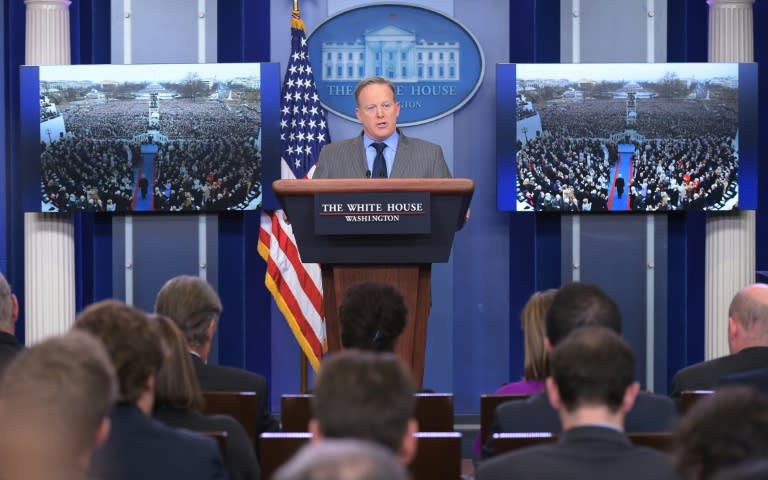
[545,377,561,411]
[544,337,553,354]
[206,318,217,341]
[621,381,641,414]
[308,419,323,443]
[399,418,418,466]
[94,417,111,449]
[10,294,18,325]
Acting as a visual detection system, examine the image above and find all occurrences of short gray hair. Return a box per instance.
[0,273,13,329]
[354,77,397,106]
[274,439,409,480]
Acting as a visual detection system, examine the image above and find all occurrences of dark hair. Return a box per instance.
[312,350,416,453]
[550,326,634,412]
[152,314,204,412]
[546,282,622,346]
[339,282,407,352]
[711,460,768,480]
[675,387,768,480]
[74,300,164,403]
[155,275,223,349]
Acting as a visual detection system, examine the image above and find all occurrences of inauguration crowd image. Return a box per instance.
[37,64,263,213]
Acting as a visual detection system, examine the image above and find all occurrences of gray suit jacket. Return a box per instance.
[313,130,451,179]
[671,346,768,398]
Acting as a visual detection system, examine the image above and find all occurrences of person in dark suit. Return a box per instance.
[0,331,116,480]
[615,173,625,199]
[155,275,279,445]
[74,300,227,480]
[477,327,677,480]
[339,282,407,352]
[674,387,768,480]
[309,350,418,466]
[139,175,149,199]
[0,272,22,374]
[718,366,768,394]
[313,77,451,179]
[152,314,260,480]
[671,284,768,399]
[483,282,677,457]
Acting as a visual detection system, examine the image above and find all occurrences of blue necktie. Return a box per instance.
[371,142,387,178]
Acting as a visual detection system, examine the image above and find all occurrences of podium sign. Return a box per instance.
[315,192,430,235]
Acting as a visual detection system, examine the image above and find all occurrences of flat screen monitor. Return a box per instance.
[19,63,280,213]
[497,63,758,212]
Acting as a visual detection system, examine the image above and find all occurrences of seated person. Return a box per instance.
[0,271,22,374]
[674,386,768,480]
[477,327,677,480]
[151,314,261,480]
[155,275,279,445]
[0,331,116,480]
[74,299,227,480]
[718,366,768,394]
[273,439,409,480]
[339,281,406,351]
[483,282,677,457]
[310,350,418,466]
[474,289,556,454]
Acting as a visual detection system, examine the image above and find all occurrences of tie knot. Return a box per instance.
[372,142,386,154]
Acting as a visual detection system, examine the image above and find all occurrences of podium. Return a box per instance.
[273,178,473,387]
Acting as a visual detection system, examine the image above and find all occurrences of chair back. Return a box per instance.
[280,394,313,432]
[480,394,531,445]
[203,391,259,448]
[679,390,714,415]
[409,432,462,480]
[413,393,454,432]
[628,432,675,453]
[280,393,455,432]
[492,432,556,455]
[260,432,312,480]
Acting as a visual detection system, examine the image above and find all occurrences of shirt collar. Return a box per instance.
[363,130,400,151]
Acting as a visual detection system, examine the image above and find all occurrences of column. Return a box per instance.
[24,0,75,344]
[705,0,755,359]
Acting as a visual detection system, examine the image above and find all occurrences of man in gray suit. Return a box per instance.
[313,76,452,179]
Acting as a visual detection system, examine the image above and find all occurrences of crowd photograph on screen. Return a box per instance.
[37,63,263,213]
[514,63,739,212]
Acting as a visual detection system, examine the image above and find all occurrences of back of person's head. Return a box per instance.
[711,460,768,480]
[0,272,17,331]
[550,326,635,413]
[728,284,768,347]
[674,387,768,480]
[155,275,223,349]
[0,331,117,480]
[546,282,622,346]
[521,289,557,380]
[74,299,164,403]
[152,313,204,412]
[273,439,409,480]
[339,282,407,352]
[311,350,417,462]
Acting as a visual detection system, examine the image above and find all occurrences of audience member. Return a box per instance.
[155,275,279,445]
[671,284,768,398]
[151,314,261,480]
[711,459,768,480]
[477,327,678,480]
[483,282,677,457]
[0,331,116,480]
[273,439,409,480]
[74,299,227,480]
[674,387,768,480]
[0,271,22,373]
[339,282,407,351]
[310,350,418,465]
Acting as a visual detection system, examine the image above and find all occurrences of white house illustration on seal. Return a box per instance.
[321,25,460,82]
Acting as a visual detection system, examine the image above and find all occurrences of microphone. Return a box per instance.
[365,169,371,179]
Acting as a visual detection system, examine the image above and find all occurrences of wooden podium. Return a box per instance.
[273,178,473,387]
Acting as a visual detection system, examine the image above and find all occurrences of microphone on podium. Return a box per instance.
[365,169,372,179]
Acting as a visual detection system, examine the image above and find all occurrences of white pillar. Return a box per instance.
[704,0,755,360]
[24,0,75,344]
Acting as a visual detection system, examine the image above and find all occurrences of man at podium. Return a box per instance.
[313,76,452,179]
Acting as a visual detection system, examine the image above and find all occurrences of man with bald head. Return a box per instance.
[0,272,22,373]
[671,283,768,398]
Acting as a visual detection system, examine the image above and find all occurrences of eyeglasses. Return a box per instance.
[360,102,396,115]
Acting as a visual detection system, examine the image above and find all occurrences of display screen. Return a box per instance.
[496,63,758,212]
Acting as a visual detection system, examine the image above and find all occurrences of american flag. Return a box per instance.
[258,8,328,370]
